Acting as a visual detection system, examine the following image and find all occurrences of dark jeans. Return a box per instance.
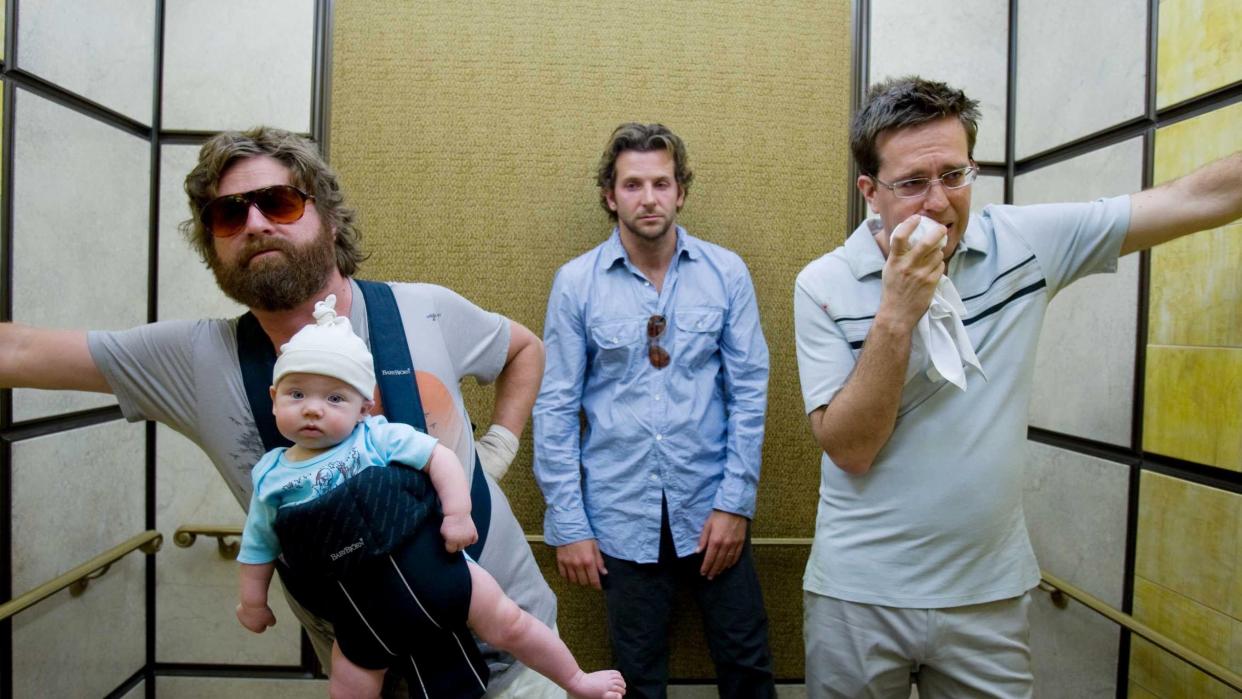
[600,505,775,699]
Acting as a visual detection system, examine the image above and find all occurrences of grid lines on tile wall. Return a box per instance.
[0,1,331,696]
[861,0,1240,697]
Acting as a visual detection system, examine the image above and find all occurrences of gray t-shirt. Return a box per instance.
[88,279,555,682]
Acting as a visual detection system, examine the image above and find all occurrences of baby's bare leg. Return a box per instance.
[327,641,386,699]
[466,562,625,699]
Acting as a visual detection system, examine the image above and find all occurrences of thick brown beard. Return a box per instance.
[208,226,337,311]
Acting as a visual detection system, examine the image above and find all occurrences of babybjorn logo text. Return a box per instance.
[330,539,365,560]
[381,368,412,376]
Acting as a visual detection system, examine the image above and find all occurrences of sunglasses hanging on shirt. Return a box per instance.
[647,314,670,369]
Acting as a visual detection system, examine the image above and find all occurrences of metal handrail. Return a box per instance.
[149,526,1242,690]
[174,530,815,552]
[525,534,814,546]
[0,530,163,621]
[173,531,815,552]
[173,524,242,560]
[1040,570,1242,692]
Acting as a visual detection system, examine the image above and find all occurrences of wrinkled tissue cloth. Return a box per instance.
[901,215,985,390]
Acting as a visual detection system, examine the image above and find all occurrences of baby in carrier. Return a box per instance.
[235,295,625,699]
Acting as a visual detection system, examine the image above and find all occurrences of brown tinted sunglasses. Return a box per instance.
[201,184,316,238]
[648,314,670,369]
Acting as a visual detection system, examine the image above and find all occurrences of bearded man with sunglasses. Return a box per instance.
[794,76,1242,698]
[0,127,562,698]
[533,123,774,698]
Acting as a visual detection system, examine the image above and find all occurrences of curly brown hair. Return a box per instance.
[595,123,694,220]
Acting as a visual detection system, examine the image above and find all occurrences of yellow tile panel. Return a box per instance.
[1135,472,1240,615]
[1129,577,1241,698]
[1150,103,1242,350]
[1157,0,1242,109]
[1143,346,1242,471]
[1148,221,1242,348]
[1235,619,1242,687]
[1236,506,1242,619]
[1130,637,1242,699]
[1154,100,1242,185]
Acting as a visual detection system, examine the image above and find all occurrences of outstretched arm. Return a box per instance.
[1123,151,1242,255]
[0,324,111,392]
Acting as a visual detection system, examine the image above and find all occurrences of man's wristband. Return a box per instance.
[476,424,519,481]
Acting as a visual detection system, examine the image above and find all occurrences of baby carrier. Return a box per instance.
[272,461,437,577]
[237,279,493,577]
[236,280,495,697]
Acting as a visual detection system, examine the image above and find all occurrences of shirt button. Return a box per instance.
[612,337,618,343]
[649,473,658,481]
[654,394,661,401]
[655,434,663,441]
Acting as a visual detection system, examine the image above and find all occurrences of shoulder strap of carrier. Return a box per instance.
[237,282,492,559]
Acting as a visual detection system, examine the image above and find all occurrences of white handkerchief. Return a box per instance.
[903,216,986,391]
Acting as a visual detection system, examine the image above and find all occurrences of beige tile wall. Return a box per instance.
[3,1,318,694]
[10,421,147,697]
[9,90,149,421]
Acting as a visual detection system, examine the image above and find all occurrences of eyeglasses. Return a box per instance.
[201,184,316,238]
[647,314,669,369]
[871,166,977,199]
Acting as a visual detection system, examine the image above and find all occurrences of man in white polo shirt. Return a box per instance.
[793,76,1242,698]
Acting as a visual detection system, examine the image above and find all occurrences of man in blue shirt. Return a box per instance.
[534,123,775,699]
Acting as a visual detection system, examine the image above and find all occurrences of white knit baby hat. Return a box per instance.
[271,294,376,398]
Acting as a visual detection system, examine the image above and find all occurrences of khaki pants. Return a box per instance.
[803,590,1034,699]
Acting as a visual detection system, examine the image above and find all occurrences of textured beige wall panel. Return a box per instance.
[332,1,852,679]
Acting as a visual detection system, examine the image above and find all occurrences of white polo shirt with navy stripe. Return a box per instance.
[794,195,1130,608]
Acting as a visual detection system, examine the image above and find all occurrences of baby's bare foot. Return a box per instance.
[567,669,626,699]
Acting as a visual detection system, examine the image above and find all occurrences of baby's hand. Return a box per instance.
[236,602,276,633]
[441,512,478,553]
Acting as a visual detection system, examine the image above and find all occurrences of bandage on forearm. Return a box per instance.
[476,424,519,481]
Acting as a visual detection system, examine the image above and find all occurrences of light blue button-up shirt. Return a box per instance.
[534,228,769,563]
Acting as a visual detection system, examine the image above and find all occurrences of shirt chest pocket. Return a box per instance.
[589,319,645,379]
[674,308,724,371]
